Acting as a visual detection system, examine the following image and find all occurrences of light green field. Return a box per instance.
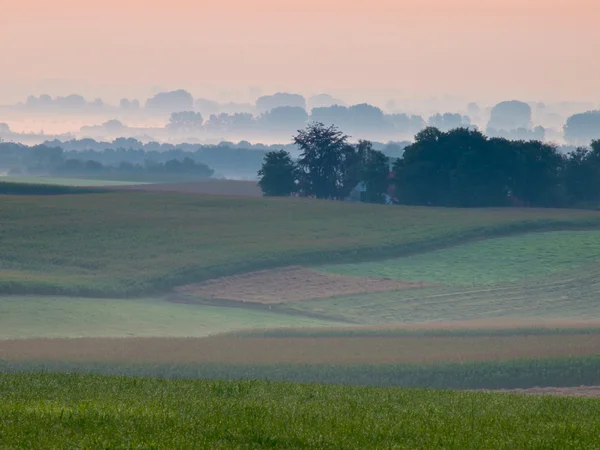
[285,262,600,324]
[1,373,600,449]
[0,176,146,186]
[317,230,600,286]
[2,192,600,296]
[0,296,335,339]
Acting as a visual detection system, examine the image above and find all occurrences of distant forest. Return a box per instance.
[0,138,408,180]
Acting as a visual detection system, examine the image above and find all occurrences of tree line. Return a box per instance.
[258,123,600,208]
[0,142,213,181]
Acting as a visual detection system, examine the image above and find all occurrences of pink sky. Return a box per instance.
[2,0,599,104]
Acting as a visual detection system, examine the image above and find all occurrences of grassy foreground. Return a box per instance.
[1,373,600,448]
[2,192,600,296]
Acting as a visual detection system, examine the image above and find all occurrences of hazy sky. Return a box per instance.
[2,0,599,105]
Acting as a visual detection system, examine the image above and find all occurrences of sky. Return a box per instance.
[2,0,600,106]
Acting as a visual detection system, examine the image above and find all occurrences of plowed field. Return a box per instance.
[176,266,431,303]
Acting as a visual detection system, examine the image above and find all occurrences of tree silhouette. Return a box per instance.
[295,122,352,199]
[257,150,298,197]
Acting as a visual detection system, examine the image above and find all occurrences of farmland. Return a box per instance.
[108,179,263,197]
[284,263,600,323]
[3,192,600,446]
[2,373,600,448]
[0,176,146,186]
[0,296,336,339]
[316,230,600,286]
[2,191,600,297]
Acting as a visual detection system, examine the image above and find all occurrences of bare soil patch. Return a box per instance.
[3,334,600,365]
[175,266,432,304]
[106,179,262,197]
[488,386,600,398]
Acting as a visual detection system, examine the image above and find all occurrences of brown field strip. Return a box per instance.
[176,266,431,304]
[2,334,600,365]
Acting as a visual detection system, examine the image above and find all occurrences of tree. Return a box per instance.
[359,143,390,203]
[487,100,532,132]
[145,90,194,113]
[295,122,352,199]
[510,140,564,207]
[257,150,298,197]
[427,113,471,131]
[563,140,600,205]
[393,127,508,207]
[167,111,204,132]
[256,93,306,113]
[259,107,308,132]
[564,111,600,145]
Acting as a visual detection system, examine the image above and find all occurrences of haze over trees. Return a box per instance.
[564,111,600,145]
[145,90,194,113]
[485,100,546,141]
[256,93,307,113]
[4,89,600,147]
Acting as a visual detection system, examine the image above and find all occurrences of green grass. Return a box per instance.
[2,374,600,449]
[284,264,600,324]
[5,356,600,390]
[0,296,336,339]
[317,230,600,286]
[2,192,600,296]
[0,176,147,186]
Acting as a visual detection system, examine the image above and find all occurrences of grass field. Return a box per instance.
[1,373,600,448]
[317,230,600,286]
[0,176,146,186]
[2,192,600,296]
[0,181,104,195]
[0,296,336,339]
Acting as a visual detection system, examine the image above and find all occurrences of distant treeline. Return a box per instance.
[0,138,409,180]
[258,123,600,209]
[0,142,213,181]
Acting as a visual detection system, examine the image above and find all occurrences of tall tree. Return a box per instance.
[294,122,352,199]
[360,146,390,203]
[257,150,298,197]
[563,140,600,205]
